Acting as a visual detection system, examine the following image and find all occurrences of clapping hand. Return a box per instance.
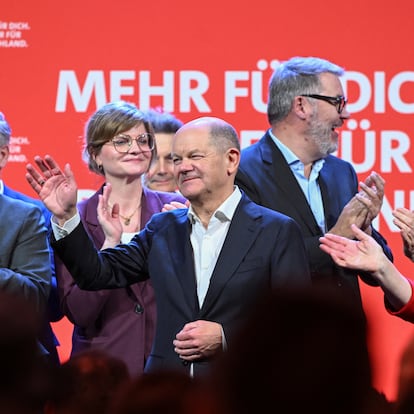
[393,207,414,262]
[354,171,385,231]
[330,171,385,238]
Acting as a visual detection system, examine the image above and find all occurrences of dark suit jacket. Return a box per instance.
[4,185,52,225]
[52,192,311,377]
[55,185,187,376]
[235,131,393,313]
[3,185,61,365]
[0,194,52,357]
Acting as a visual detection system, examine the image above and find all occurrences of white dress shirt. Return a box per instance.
[188,187,242,307]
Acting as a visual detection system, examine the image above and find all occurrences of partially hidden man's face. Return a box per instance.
[144,132,176,192]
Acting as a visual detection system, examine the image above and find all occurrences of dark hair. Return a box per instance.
[47,349,130,413]
[141,108,183,134]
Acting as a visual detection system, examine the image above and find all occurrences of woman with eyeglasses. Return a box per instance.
[54,101,187,376]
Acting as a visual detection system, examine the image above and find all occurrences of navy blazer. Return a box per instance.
[0,194,51,304]
[3,185,61,365]
[235,131,393,313]
[55,185,187,376]
[52,192,311,377]
[0,194,52,357]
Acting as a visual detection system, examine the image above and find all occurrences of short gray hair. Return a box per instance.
[267,56,345,124]
[209,119,240,153]
[182,117,240,152]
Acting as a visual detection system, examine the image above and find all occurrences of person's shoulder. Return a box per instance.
[145,206,188,232]
[3,185,51,222]
[1,192,37,209]
[240,193,295,223]
[4,185,43,207]
[145,187,187,205]
[259,204,296,224]
[239,132,274,172]
[324,154,354,169]
[77,189,100,212]
[240,132,268,154]
[0,193,43,220]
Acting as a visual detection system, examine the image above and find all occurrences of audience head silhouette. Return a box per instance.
[45,349,130,414]
[109,370,207,414]
[208,286,374,414]
[0,291,50,414]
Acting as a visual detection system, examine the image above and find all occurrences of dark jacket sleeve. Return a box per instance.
[52,220,151,291]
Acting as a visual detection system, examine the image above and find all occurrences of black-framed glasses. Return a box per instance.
[110,133,155,153]
[300,94,347,114]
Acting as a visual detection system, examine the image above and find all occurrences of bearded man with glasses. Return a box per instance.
[236,56,393,318]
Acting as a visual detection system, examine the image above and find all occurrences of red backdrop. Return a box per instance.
[2,0,414,400]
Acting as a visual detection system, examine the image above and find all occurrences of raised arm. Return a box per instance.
[320,224,411,311]
[25,155,78,224]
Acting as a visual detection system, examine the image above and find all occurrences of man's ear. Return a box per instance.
[293,96,308,120]
[0,145,9,170]
[226,148,240,176]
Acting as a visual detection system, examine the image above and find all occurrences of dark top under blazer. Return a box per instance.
[235,131,393,313]
[52,192,311,377]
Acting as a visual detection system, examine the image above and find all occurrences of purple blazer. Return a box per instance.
[55,185,186,376]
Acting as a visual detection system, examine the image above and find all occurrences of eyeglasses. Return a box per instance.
[300,94,347,114]
[109,133,155,153]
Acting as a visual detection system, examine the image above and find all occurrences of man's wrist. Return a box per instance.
[51,211,80,240]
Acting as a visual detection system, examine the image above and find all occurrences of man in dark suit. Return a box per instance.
[235,56,392,314]
[0,112,62,365]
[3,185,62,365]
[0,193,52,366]
[26,116,311,377]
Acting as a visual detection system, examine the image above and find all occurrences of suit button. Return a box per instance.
[182,360,189,366]
[134,303,144,314]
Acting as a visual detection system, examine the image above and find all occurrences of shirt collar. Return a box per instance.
[187,186,242,224]
[268,129,300,165]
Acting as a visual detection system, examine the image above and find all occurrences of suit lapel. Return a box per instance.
[80,191,105,247]
[263,135,320,235]
[318,161,342,231]
[141,186,164,227]
[167,211,199,314]
[199,196,261,316]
